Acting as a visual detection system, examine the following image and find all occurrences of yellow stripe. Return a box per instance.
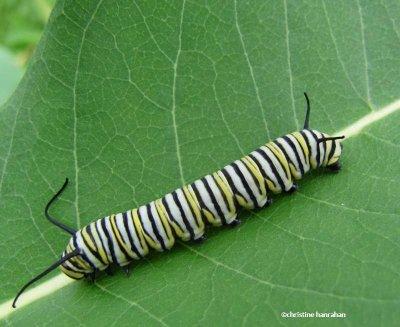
[183,186,204,229]
[134,209,159,250]
[289,163,300,178]
[188,185,217,224]
[66,244,90,270]
[60,266,84,279]
[266,143,291,178]
[81,227,96,252]
[110,214,135,258]
[242,156,266,196]
[156,199,184,237]
[154,200,175,241]
[201,208,220,225]
[72,255,90,270]
[213,172,236,214]
[292,132,309,166]
[266,179,277,192]
[323,138,333,165]
[90,222,109,264]
[235,194,249,208]
[130,209,149,254]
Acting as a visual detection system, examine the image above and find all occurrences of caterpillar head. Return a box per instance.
[302,93,345,172]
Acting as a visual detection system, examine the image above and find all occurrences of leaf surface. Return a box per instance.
[1,0,400,325]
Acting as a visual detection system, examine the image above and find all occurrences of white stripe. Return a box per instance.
[302,130,317,169]
[193,178,219,223]
[75,232,101,269]
[104,216,128,265]
[176,188,201,235]
[276,137,301,177]
[96,219,113,263]
[208,174,237,224]
[115,213,138,259]
[150,201,174,249]
[314,131,325,167]
[206,175,230,216]
[62,252,86,273]
[89,222,109,265]
[138,205,162,251]
[223,164,253,207]
[125,210,148,256]
[251,150,281,192]
[164,193,188,237]
[287,134,309,172]
[236,160,267,207]
[260,146,292,191]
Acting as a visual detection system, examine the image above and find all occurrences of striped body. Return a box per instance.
[61,129,343,278]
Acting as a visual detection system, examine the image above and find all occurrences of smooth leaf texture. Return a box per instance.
[1,0,400,325]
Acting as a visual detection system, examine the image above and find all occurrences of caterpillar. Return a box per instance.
[13,93,345,307]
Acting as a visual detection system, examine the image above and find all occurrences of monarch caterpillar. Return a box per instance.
[13,93,345,307]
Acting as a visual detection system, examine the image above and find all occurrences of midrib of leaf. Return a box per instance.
[2,96,400,321]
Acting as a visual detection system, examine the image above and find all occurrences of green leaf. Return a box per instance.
[1,0,400,325]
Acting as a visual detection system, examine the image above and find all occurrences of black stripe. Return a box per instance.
[85,225,107,265]
[328,139,336,162]
[61,262,84,277]
[231,162,258,207]
[268,144,290,180]
[190,182,214,225]
[220,168,243,202]
[274,140,296,178]
[201,177,227,225]
[131,210,147,251]
[190,182,208,210]
[171,191,196,240]
[213,172,236,211]
[309,130,322,166]
[122,211,142,258]
[146,204,167,250]
[94,221,110,263]
[65,253,85,271]
[291,133,309,166]
[182,188,202,229]
[72,234,96,270]
[299,131,312,165]
[255,148,286,191]
[61,250,86,272]
[248,153,273,192]
[161,196,186,236]
[154,202,173,239]
[100,217,119,265]
[109,215,132,260]
[282,136,305,175]
[240,158,264,194]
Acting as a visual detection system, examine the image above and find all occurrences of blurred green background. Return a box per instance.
[0,0,54,105]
